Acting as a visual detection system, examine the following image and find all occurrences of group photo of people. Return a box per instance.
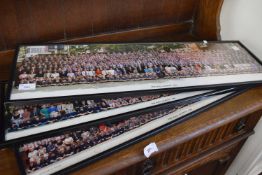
[7,93,172,132]
[19,102,189,173]
[15,43,262,89]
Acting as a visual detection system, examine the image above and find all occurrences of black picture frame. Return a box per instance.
[2,88,214,145]
[6,41,262,102]
[0,80,8,142]
[13,88,247,175]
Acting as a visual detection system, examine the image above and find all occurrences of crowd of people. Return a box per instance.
[8,93,172,131]
[19,103,187,173]
[16,44,262,87]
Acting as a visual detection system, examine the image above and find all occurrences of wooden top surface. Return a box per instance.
[0,86,261,175]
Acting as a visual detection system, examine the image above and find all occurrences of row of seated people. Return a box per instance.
[9,94,169,131]
[17,47,260,87]
[17,63,205,87]
[20,104,186,173]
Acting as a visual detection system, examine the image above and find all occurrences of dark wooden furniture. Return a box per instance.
[0,0,261,175]
[70,87,262,175]
[0,0,223,81]
[1,87,261,175]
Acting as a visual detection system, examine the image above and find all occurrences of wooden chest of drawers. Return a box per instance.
[65,86,261,175]
[0,85,261,175]
[0,1,261,174]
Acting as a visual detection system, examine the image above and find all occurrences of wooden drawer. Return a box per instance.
[0,87,261,175]
[112,112,258,175]
[70,87,261,175]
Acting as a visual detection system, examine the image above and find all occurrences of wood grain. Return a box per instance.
[0,22,194,81]
[0,50,15,81]
[0,148,20,175]
[1,1,259,175]
[0,0,204,51]
[68,86,261,175]
[0,0,224,81]
[193,0,224,40]
[0,85,261,175]
[70,86,262,175]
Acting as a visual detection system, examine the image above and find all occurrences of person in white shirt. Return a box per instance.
[67,71,75,78]
[81,68,88,76]
[107,69,115,75]
[63,136,74,145]
[50,72,60,78]
[66,103,74,113]
[86,68,95,77]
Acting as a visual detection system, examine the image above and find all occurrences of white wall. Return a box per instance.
[220,0,262,175]
[224,118,262,175]
[221,0,262,60]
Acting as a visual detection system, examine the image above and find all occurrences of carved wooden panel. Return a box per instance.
[0,87,261,175]
[112,115,251,175]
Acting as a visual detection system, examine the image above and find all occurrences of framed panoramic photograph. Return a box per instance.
[3,89,211,142]
[15,88,242,175]
[7,41,262,101]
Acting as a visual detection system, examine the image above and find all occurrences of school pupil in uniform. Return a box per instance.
[11,110,23,130]
[40,105,50,123]
[48,105,59,119]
